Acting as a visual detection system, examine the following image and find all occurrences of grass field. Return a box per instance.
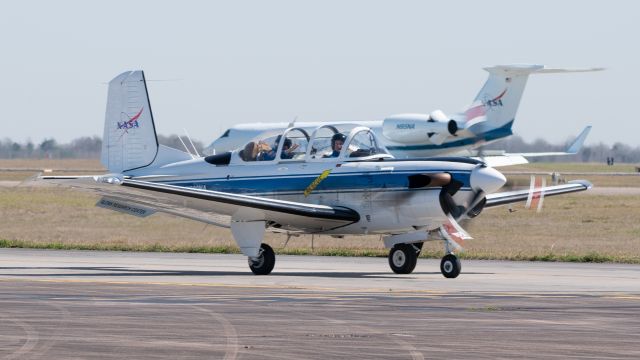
[1,160,639,263]
[507,162,639,173]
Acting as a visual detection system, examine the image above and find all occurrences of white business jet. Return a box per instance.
[39,71,592,278]
[206,64,599,166]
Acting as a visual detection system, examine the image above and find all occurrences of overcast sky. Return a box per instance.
[0,0,636,146]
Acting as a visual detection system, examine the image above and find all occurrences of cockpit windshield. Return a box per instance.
[344,128,389,158]
[238,125,390,163]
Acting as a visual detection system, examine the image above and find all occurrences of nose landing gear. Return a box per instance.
[440,253,461,278]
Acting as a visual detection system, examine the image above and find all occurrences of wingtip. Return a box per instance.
[568,179,593,190]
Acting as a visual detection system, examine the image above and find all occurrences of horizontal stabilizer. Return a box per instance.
[535,67,605,74]
[483,64,604,75]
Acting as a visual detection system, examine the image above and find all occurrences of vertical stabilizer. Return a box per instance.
[469,65,543,132]
[101,71,158,173]
[465,65,603,134]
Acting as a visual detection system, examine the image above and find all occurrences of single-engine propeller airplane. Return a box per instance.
[206,64,600,167]
[38,71,592,278]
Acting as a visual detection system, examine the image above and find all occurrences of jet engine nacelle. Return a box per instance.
[382,110,458,144]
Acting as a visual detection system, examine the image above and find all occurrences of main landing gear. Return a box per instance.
[248,243,275,275]
[388,243,421,274]
[387,241,461,278]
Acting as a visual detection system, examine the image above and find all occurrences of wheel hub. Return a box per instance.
[443,260,453,273]
[392,250,406,267]
[249,254,265,268]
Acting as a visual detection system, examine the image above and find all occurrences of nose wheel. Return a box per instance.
[440,254,461,278]
[248,243,275,275]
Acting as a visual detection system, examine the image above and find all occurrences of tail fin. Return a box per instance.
[101,71,159,173]
[464,64,603,133]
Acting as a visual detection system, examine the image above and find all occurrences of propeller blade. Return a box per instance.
[440,165,503,220]
[440,214,473,252]
[463,190,486,219]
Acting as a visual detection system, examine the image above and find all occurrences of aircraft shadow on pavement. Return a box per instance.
[0,266,493,279]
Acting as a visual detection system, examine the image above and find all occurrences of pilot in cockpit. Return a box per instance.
[240,142,259,161]
[257,135,298,161]
[324,133,346,158]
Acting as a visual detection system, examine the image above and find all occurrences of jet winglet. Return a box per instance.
[566,126,592,154]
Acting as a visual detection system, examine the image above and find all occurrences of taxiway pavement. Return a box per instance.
[1,249,639,359]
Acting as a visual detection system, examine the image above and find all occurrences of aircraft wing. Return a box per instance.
[469,126,592,167]
[484,180,592,208]
[36,175,360,233]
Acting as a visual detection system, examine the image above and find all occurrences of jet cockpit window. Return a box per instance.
[343,128,389,159]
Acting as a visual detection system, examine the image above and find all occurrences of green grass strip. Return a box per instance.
[1,239,638,264]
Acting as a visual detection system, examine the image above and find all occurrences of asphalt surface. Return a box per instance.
[1,249,639,359]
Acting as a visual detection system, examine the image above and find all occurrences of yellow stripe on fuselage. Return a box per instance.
[304,169,333,197]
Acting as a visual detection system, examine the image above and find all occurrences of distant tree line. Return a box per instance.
[0,134,638,163]
[483,135,640,163]
[0,135,205,159]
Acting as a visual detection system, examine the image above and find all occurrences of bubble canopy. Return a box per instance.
[237,124,393,163]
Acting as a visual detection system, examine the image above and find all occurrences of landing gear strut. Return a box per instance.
[440,253,461,278]
[248,243,275,275]
[388,243,419,274]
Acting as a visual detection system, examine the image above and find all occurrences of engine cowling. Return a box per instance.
[382,110,458,144]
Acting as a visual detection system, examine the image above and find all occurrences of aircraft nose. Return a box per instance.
[470,166,506,193]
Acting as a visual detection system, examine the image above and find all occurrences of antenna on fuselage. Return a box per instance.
[183,128,201,157]
[177,134,196,159]
[287,116,298,128]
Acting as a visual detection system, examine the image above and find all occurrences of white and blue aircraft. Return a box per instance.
[206,64,599,167]
[39,71,592,278]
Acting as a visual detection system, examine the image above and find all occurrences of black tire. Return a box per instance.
[440,254,461,278]
[388,244,418,274]
[248,243,275,275]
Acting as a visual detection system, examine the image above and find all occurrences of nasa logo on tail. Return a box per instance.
[482,89,507,109]
[117,107,144,131]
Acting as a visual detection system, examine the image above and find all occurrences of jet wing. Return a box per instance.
[36,175,360,233]
[485,180,592,208]
[468,126,592,167]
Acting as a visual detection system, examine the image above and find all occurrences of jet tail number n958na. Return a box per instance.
[37,71,592,278]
